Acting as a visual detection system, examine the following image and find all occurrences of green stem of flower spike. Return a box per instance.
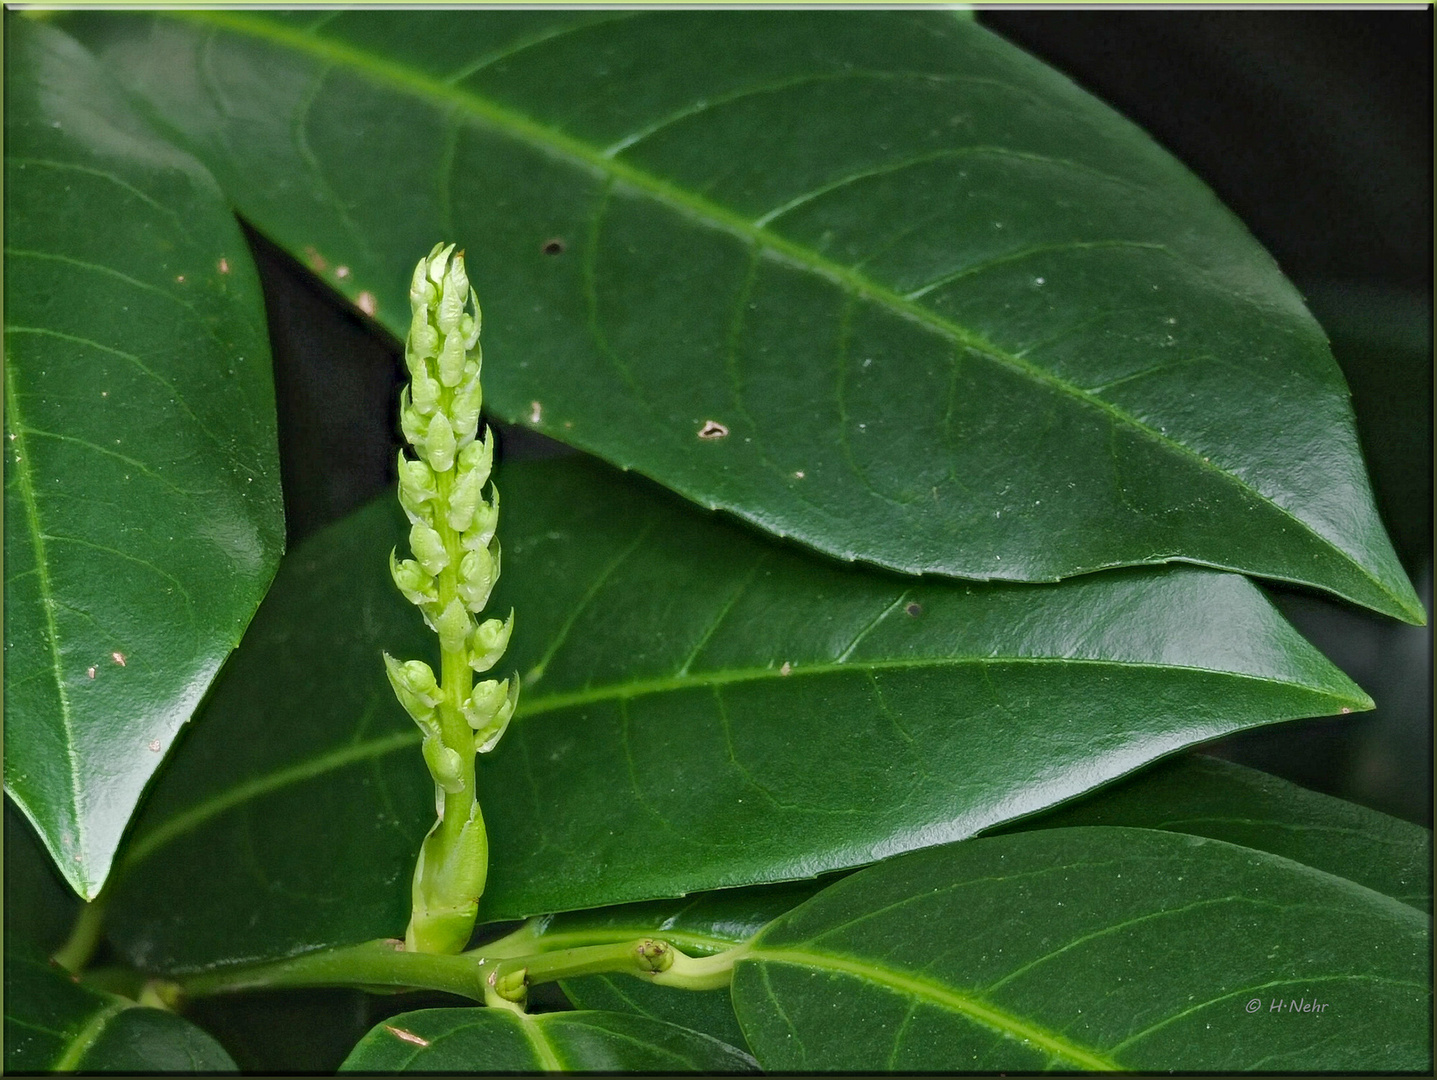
[386,244,518,955]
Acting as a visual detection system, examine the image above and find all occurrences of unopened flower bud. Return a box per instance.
[437,328,466,387]
[409,522,448,576]
[410,250,438,309]
[472,678,519,754]
[437,258,468,334]
[410,362,441,416]
[398,454,438,521]
[390,549,438,609]
[426,242,455,287]
[458,542,499,612]
[465,679,507,727]
[448,252,470,300]
[422,733,465,793]
[422,412,456,472]
[464,490,499,551]
[435,598,471,655]
[399,389,426,448]
[469,611,513,673]
[449,374,482,448]
[458,435,493,490]
[446,467,482,533]
[383,652,441,728]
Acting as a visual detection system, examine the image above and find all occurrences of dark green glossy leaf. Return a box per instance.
[1005,754,1432,911]
[732,826,1431,1071]
[338,1007,757,1072]
[3,955,235,1072]
[559,977,747,1054]
[2,20,284,898]
[63,9,1420,623]
[103,458,1368,970]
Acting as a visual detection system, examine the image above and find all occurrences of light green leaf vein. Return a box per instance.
[747,948,1117,1070]
[4,360,84,862]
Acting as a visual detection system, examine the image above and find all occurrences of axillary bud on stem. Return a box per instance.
[384,243,518,954]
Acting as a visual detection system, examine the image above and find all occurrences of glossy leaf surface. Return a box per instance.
[338,1007,757,1072]
[3,957,236,1073]
[103,458,1368,970]
[2,21,284,898]
[1008,754,1432,911]
[558,977,746,1054]
[63,9,1420,622]
[732,826,1432,1071]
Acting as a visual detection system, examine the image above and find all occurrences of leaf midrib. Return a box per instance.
[518,652,1361,719]
[515,1013,566,1071]
[172,9,1384,603]
[51,998,134,1071]
[115,652,1360,876]
[4,358,87,890]
[743,946,1118,1070]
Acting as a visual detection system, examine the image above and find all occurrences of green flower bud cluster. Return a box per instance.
[384,243,518,765]
[381,243,518,955]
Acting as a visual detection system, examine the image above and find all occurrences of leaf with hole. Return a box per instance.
[731,826,1432,1071]
[338,1008,757,1072]
[2,21,284,899]
[61,8,1421,622]
[100,458,1368,970]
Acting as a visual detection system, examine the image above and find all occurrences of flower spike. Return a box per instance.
[384,243,517,956]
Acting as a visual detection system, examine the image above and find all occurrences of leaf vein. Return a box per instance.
[746,948,1116,1070]
[4,362,86,880]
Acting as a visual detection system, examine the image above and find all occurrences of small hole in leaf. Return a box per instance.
[698,420,729,440]
[905,602,923,617]
[542,238,565,255]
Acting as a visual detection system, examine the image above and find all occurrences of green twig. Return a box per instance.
[53,895,109,974]
[176,939,485,1000]
[170,935,745,1005]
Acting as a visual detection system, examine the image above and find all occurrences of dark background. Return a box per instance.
[254,9,1434,829]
